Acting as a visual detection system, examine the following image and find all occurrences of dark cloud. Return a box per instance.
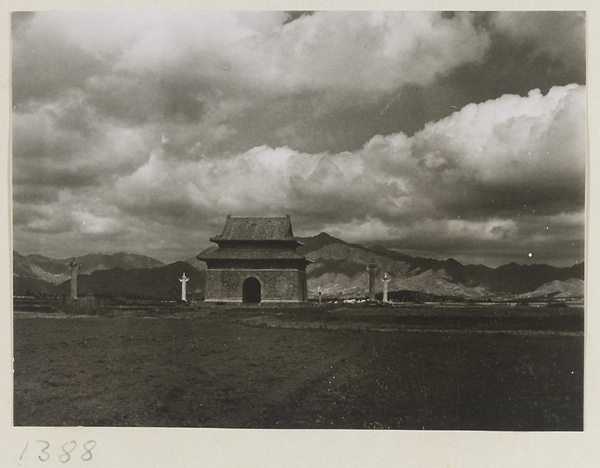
[283,11,314,24]
[13,203,76,235]
[367,210,584,267]
[11,11,585,267]
[84,71,213,127]
[12,27,105,107]
[488,12,585,73]
[12,185,61,204]
[13,163,101,190]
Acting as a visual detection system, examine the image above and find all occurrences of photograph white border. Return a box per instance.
[1,1,598,467]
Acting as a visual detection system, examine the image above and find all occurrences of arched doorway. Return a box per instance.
[242,277,261,303]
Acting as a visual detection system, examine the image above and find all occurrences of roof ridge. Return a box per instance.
[226,216,289,219]
[213,215,296,241]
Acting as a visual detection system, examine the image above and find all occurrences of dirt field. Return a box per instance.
[13,303,584,430]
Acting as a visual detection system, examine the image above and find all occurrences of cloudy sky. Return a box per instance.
[11,11,585,267]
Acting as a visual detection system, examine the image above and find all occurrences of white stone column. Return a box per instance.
[179,273,190,302]
[381,272,390,303]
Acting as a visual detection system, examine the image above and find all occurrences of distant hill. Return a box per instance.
[14,236,584,301]
[517,278,584,300]
[54,261,205,300]
[13,275,57,297]
[13,251,70,285]
[183,249,213,271]
[13,251,165,285]
[294,232,584,300]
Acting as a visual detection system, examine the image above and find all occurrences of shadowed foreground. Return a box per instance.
[13,304,584,430]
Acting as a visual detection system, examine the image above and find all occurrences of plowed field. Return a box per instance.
[13,303,584,430]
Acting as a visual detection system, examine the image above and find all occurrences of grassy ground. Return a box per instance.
[13,303,584,430]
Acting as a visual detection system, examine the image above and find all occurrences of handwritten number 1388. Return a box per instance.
[19,440,96,463]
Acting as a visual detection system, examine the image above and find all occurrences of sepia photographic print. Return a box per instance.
[4,4,598,467]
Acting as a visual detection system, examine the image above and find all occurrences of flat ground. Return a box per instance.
[13,302,584,430]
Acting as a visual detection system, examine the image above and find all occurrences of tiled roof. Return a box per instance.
[211,216,296,241]
[198,249,309,261]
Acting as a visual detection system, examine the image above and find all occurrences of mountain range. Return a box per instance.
[13,233,584,301]
[296,233,584,300]
[13,251,164,285]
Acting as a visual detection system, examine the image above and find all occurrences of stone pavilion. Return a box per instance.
[198,215,310,303]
